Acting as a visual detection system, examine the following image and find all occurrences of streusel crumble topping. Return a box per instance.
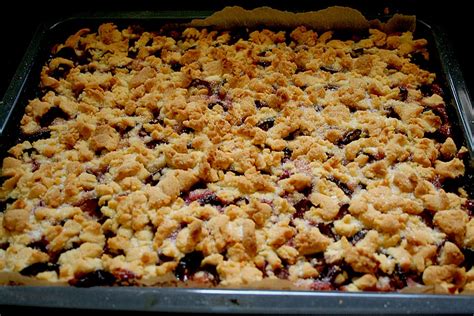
[0,23,472,292]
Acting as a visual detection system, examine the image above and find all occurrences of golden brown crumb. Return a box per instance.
[0,22,471,294]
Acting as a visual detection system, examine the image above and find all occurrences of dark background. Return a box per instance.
[0,0,472,100]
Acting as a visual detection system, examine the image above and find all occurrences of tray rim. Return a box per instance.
[1,11,474,313]
[1,286,474,313]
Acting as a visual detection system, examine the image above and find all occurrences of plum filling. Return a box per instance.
[399,86,408,101]
[70,270,116,287]
[338,129,362,147]
[20,262,60,276]
[39,107,69,127]
[292,198,312,219]
[256,118,275,131]
[175,251,205,282]
[75,198,103,221]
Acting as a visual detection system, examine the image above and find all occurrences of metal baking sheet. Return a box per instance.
[1,11,474,314]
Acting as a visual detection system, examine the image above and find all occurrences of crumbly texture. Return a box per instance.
[0,23,473,293]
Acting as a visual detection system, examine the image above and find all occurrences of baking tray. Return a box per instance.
[1,11,474,314]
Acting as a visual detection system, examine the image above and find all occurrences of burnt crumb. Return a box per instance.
[27,238,49,253]
[254,100,268,109]
[320,66,339,74]
[399,86,408,101]
[348,229,367,245]
[18,129,51,143]
[175,251,204,281]
[70,270,116,287]
[293,198,312,219]
[256,117,275,131]
[39,107,69,127]
[338,129,362,147]
[20,262,59,276]
[0,242,8,250]
[169,61,183,72]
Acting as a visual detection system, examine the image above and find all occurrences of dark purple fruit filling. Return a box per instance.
[175,251,204,282]
[20,262,59,276]
[70,270,116,287]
